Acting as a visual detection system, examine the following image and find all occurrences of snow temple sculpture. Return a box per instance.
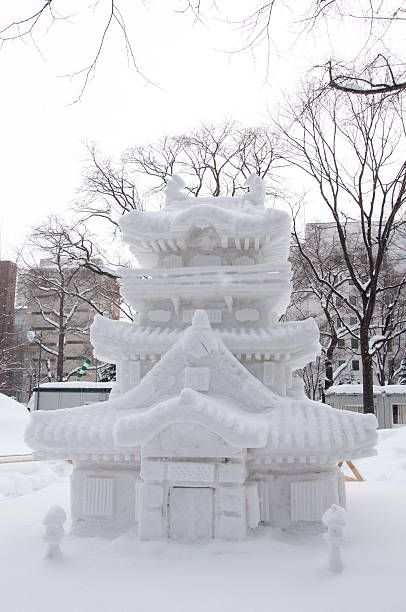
[26,175,377,541]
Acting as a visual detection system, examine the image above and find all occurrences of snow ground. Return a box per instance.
[0,480,404,612]
[1,399,406,612]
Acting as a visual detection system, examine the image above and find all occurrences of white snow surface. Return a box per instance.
[0,460,70,499]
[326,384,406,395]
[354,426,406,482]
[35,382,114,389]
[0,431,405,612]
[0,393,31,455]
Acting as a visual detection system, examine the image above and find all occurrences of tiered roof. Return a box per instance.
[27,311,377,463]
[119,174,291,262]
[90,314,320,369]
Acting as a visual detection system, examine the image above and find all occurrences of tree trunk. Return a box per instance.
[324,338,337,392]
[56,293,65,381]
[360,326,375,414]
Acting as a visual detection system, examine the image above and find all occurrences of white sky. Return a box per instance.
[0,1,395,259]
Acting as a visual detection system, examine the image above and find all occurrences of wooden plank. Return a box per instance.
[338,460,364,482]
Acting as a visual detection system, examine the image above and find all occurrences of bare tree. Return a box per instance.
[279,89,406,413]
[0,1,152,103]
[2,2,405,99]
[77,121,283,231]
[228,1,406,96]
[19,216,120,383]
[288,223,351,397]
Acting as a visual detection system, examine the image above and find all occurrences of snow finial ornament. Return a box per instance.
[322,504,346,574]
[192,309,210,328]
[43,505,67,560]
[244,174,265,207]
[165,174,189,207]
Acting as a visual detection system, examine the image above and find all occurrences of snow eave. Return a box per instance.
[90,315,320,368]
[114,389,270,449]
[118,205,291,244]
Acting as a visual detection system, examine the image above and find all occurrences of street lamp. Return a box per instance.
[27,330,42,411]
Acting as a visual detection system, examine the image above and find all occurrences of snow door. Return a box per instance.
[168,487,214,540]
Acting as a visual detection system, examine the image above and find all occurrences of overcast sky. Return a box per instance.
[0,1,381,259]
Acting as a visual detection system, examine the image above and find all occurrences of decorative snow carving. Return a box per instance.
[169,487,214,540]
[167,462,215,482]
[235,255,254,265]
[191,254,222,267]
[290,479,336,522]
[235,308,260,322]
[322,504,347,574]
[263,362,275,386]
[148,310,172,323]
[43,506,66,560]
[84,477,114,516]
[184,366,210,391]
[182,309,222,323]
[26,178,378,543]
[165,174,188,206]
[244,174,265,207]
[163,254,183,268]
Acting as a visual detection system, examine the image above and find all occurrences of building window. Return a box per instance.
[336,296,343,306]
[352,360,360,371]
[350,317,357,325]
[351,338,359,349]
[393,405,406,425]
[349,295,357,305]
[337,339,345,348]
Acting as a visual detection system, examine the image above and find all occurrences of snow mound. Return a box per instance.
[0,461,71,499]
[354,426,406,481]
[0,393,31,455]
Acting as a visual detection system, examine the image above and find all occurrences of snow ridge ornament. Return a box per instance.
[26,175,377,541]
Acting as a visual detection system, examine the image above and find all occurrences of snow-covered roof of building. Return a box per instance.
[26,311,376,462]
[326,384,406,396]
[118,174,291,260]
[33,382,114,390]
[90,314,320,370]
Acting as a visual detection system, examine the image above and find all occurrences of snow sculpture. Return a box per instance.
[43,505,66,560]
[322,504,347,574]
[26,175,377,542]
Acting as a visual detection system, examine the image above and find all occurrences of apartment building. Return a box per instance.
[23,259,120,398]
[0,261,18,396]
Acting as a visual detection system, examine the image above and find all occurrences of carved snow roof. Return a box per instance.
[115,388,269,449]
[26,388,377,461]
[118,174,291,259]
[26,311,376,462]
[90,314,320,369]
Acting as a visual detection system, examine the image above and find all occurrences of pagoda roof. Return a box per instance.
[90,314,320,369]
[26,311,376,463]
[118,175,291,260]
